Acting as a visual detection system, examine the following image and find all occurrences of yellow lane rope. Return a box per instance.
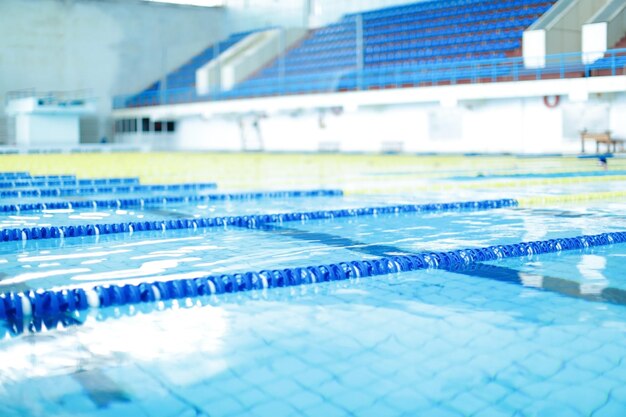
[518,191,626,206]
[344,175,626,195]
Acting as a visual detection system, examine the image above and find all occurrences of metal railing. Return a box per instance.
[112,48,626,109]
[6,89,94,106]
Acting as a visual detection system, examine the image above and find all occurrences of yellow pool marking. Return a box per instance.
[2,152,625,190]
[518,191,626,206]
[344,174,626,195]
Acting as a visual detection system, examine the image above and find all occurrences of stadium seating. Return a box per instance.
[224,0,556,98]
[121,0,599,105]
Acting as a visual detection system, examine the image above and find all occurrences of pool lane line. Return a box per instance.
[0,189,344,214]
[450,262,626,306]
[0,198,516,241]
[258,224,408,257]
[0,177,141,189]
[0,182,217,199]
[1,230,625,323]
[72,369,132,409]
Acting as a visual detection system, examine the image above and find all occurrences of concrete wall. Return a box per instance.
[0,0,225,139]
[196,28,307,94]
[524,0,608,67]
[606,5,626,47]
[222,0,432,32]
[222,0,308,32]
[548,0,608,54]
[308,0,433,27]
[582,0,626,63]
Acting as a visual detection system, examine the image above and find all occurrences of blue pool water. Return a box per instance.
[1,167,626,417]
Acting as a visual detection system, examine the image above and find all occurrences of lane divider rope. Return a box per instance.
[518,191,626,206]
[1,230,624,322]
[0,183,217,199]
[0,177,140,189]
[0,189,344,214]
[0,198,514,241]
[0,174,75,181]
[0,172,30,179]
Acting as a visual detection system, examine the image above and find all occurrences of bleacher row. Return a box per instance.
[227,0,555,97]
[344,0,547,21]
[118,0,626,107]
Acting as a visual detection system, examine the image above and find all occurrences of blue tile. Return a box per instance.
[248,400,299,417]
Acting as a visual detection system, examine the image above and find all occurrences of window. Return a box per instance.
[116,118,174,134]
[142,118,151,132]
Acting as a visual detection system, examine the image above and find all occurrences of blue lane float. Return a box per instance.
[0,189,344,214]
[0,177,140,189]
[0,173,75,179]
[0,172,31,180]
[0,173,76,181]
[1,230,624,322]
[0,197,513,241]
[0,182,218,199]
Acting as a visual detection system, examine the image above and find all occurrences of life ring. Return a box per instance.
[543,95,560,108]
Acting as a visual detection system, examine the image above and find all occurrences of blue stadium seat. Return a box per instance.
[121,0,559,105]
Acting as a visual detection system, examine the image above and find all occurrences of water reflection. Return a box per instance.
[577,254,608,295]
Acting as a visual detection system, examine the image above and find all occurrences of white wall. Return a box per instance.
[0,0,225,125]
[126,95,618,154]
[582,22,608,63]
[16,115,80,147]
[164,98,577,153]
[113,75,626,154]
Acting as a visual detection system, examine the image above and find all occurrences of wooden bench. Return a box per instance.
[580,130,625,153]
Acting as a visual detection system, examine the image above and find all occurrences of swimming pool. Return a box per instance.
[0,153,625,417]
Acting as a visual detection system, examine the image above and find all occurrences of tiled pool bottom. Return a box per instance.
[2,156,626,417]
[1,263,626,417]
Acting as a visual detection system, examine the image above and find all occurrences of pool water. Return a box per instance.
[0,153,625,417]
